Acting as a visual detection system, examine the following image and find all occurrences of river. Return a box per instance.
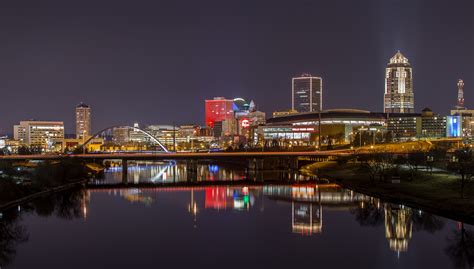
[0,161,472,268]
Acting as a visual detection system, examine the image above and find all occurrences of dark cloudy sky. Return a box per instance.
[0,0,473,134]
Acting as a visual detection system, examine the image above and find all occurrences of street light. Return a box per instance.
[82,130,87,154]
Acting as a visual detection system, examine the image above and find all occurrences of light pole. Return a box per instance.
[173,123,177,152]
[318,110,322,151]
[82,130,87,154]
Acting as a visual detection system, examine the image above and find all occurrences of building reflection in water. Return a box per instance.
[264,184,368,236]
[101,161,250,184]
[93,161,435,255]
[188,189,198,228]
[90,184,374,237]
[292,202,322,235]
[2,183,457,267]
[91,188,154,206]
[205,186,253,211]
[384,204,413,254]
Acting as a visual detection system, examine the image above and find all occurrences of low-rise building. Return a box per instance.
[13,120,65,152]
[450,108,474,137]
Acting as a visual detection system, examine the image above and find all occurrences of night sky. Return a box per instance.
[0,0,473,134]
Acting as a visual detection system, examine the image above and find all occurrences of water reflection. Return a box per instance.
[2,164,474,268]
[384,204,412,253]
[0,210,28,267]
[445,222,474,268]
[96,160,311,185]
[87,183,446,256]
[0,188,87,267]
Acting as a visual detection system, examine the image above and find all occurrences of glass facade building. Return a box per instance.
[292,74,322,113]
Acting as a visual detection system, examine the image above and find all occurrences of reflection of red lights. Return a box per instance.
[205,187,228,209]
[242,186,249,195]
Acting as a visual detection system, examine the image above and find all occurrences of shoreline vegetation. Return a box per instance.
[0,180,87,211]
[307,159,474,224]
[0,159,101,211]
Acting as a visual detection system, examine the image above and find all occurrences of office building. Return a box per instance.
[112,127,130,144]
[76,102,91,139]
[384,51,414,113]
[292,73,322,112]
[13,120,65,151]
[419,108,446,138]
[205,97,234,128]
[129,123,146,142]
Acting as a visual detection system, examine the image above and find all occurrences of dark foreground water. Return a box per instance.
[1,161,473,269]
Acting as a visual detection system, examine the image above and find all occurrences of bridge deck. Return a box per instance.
[0,151,351,161]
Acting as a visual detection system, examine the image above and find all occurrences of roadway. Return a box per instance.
[0,150,352,161]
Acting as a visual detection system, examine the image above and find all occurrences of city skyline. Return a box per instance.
[1,2,474,268]
[0,0,472,134]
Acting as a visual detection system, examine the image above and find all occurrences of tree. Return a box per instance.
[401,152,426,180]
[358,154,379,183]
[384,131,393,143]
[0,211,28,267]
[450,148,474,198]
[350,200,384,227]
[17,146,31,155]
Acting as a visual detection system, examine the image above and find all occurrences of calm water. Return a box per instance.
[1,162,473,269]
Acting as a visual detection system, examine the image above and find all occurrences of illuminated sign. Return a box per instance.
[291,127,315,132]
[241,119,250,128]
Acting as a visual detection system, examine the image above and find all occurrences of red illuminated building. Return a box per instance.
[205,97,234,128]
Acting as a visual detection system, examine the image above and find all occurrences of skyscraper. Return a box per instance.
[456,79,465,109]
[76,102,91,139]
[384,51,414,113]
[292,73,322,113]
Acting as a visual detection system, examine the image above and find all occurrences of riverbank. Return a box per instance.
[307,161,474,224]
[0,179,87,211]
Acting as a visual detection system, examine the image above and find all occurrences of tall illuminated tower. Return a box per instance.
[76,102,91,139]
[384,51,414,113]
[292,73,322,113]
[456,79,465,109]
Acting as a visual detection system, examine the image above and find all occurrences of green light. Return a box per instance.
[243,195,249,203]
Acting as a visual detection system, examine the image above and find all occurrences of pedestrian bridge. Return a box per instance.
[81,125,170,153]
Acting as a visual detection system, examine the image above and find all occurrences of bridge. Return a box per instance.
[0,150,351,161]
[0,151,351,184]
